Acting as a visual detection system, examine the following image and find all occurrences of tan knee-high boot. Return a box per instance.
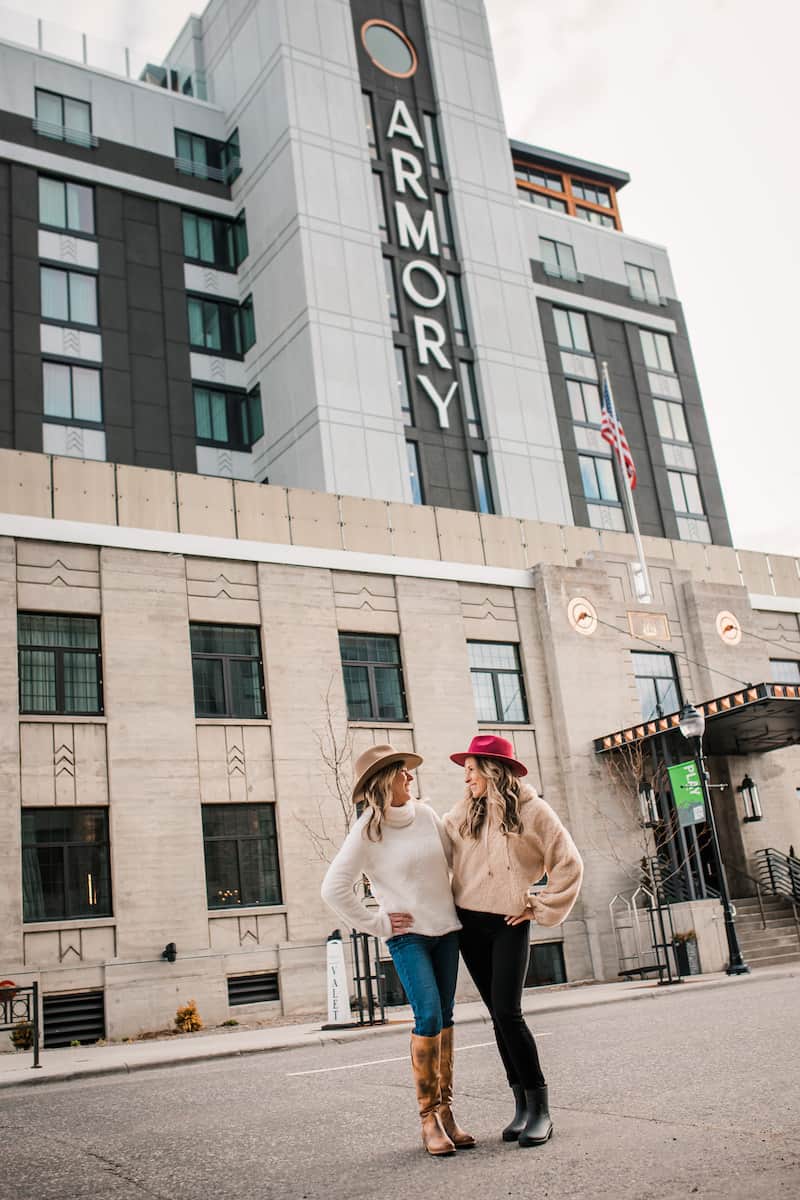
[409,1033,456,1156]
[439,1026,477,1148]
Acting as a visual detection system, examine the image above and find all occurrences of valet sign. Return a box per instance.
[386,99,458,430]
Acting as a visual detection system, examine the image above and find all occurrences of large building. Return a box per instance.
[0,0,798,1046]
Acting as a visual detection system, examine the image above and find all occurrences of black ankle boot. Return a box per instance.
[518,1085,553,1147]
[501,1084,527,1142]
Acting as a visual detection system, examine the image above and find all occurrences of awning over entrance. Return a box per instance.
[594,682,800,757]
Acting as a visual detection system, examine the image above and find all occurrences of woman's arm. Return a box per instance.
[320,823,393,938]
[522,799,584,928]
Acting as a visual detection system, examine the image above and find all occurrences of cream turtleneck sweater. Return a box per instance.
[320,800,461,939]
[442,783,583,927]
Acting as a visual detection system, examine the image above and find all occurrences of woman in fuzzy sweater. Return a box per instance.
[321,743,474,1157]
[443,735,583,1149]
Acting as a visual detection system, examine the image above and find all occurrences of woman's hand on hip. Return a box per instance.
[505,910,533,926]
[388,911,415,935]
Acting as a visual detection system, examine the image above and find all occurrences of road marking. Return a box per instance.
[286,1035,552,1077]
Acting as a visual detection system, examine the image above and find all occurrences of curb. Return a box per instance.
[1,964,797,1091]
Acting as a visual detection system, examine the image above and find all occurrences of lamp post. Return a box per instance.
[678,702,750,976]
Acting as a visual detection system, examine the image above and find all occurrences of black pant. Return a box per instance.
[457,906,546,1089]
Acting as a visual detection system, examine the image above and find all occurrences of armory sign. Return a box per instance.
[384,99,458,430]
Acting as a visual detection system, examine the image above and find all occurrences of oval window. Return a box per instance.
[361,20,418,78]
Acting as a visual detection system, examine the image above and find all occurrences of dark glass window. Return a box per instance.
[447,274,468,345]
[575,207,615,228]
[540,238,578,281]
[202,804,282,908]
[434,191,455,258]
[524,942,566,988]
[572,181,611,208]
[515,165,563,192]
[632,652,681,721]
[22,808,111,923]
[567,379,601,425]
[668,471,705,517]
[187,296,253,357]
[395,348,413,426]
[579,454,618,503]
[468,642,528,723]
[640,329,675,373]
[191,624,266,718]
[473,452,494,514]
[373,172,388,241]
[43,362,102,424]
[423,113,444,179]
[363,92,378,158]
[654,399,689,443]
[175,128,241,184]
[339,634,407,722]
[407,440,423,505]
[553,308,590,353]
[41,266,97,327]
[626,262,660,304]
[459,361,484,439]
[182,210,248,270]
[35,89,93,147]
[194,386,263,450]
[18,613,102,715]
[39,176,94,234]
[519,188,567,213]
[383,257,400,330]
[771,660,800,685]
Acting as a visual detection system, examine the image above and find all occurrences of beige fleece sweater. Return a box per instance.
[442,783,583,927]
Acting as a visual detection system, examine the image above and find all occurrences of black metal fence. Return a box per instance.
[0,982,41,1068]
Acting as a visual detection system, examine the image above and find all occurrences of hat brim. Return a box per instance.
[450,751,527,778]
[353,751,424,800]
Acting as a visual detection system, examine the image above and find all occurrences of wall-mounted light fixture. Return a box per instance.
[161,942,177,963]
[638,779,660,828]
[740,775,762,822]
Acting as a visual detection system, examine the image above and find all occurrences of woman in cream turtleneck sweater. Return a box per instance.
[321,744,474,1157]
[444,735,583,1150]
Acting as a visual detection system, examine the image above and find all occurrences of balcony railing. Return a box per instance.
[175,156,242,185]
[33,117,99,149]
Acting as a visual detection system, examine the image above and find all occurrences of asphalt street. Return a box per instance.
[2,974,798,1200]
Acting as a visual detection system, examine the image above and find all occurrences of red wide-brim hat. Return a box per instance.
[450,734,527,777]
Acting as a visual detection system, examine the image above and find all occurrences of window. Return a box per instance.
[190,625,266,718]
[468,642,528,723]
[516,166,563,191]
[771,660,800,685]
[518,188,567,213]
[182,210,248,270]
[632,652,680,721]
[524,942,566,989]
[363,92,378,158]
[572,181,611,208]
[567,378,601,425]
[188,296,253,357]
[407,441,423,505]
[395,348,413,425]
[339,634,407,722]
[18,613,102,715]
[540,239,578,281]
[473,453,494,514]
[383,257,400,330]
[626,263,660,304]
[372,172,388,241]
[202,805,282,909]
[41,266,97,327]
[553,308,591,353]
[654,399,689,443]
[423,113,444,179]
[668,470,704,517]
[434,191,455,259]
[458,361,484,439]
[22,808,111,923]
[579,454,618,503]
[575,207,616,229]
[43,362,102,424]
[194,386,263,450]
[35,89,93,147]
[447,274,468,345]
[39,177,94,234]
[640,330,675,373]
[175,128,241,184]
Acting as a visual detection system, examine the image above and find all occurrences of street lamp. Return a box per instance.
[740,774,762,822]
[678,702,750,976]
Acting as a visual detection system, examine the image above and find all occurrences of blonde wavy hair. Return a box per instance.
[459,756,524,840]
[360,763,402,843]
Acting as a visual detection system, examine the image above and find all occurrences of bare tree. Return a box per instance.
[294,677,356,864]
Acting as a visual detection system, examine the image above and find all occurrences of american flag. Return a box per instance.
[601,373,637,490]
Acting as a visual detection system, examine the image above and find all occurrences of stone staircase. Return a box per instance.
[732,895,800,968]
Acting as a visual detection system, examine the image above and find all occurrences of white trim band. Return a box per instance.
[532,284,678,334]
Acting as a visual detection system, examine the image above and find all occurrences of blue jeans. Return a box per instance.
[385,930,460,1037]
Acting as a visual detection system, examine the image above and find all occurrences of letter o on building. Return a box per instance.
[401,259,447,309]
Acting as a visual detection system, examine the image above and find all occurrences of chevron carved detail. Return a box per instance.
[209,358,225,381]
[63,328,80,354]
[59,235,78,260]
[239,927,258,945]
[227,745,245,777]
[55,744,75,777]
[59,940,81,962]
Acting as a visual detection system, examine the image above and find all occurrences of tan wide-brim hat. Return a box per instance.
[352,743,423,801]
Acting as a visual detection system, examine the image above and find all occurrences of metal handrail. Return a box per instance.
[755,847,800,904]
[175,155,242,186]
[724,863,766,928]
[33,118,99,149]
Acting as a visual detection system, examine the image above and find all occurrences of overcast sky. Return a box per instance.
[20,0,800,558]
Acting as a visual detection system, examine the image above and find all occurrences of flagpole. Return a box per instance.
[601,360,652,604]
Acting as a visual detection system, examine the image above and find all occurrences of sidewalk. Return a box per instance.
[2,964,797,1090]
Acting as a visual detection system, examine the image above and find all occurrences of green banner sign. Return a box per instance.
[667,759,707,827]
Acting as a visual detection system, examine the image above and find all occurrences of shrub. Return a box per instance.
[175,999,203,1033]
[10,1020,33,1051]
